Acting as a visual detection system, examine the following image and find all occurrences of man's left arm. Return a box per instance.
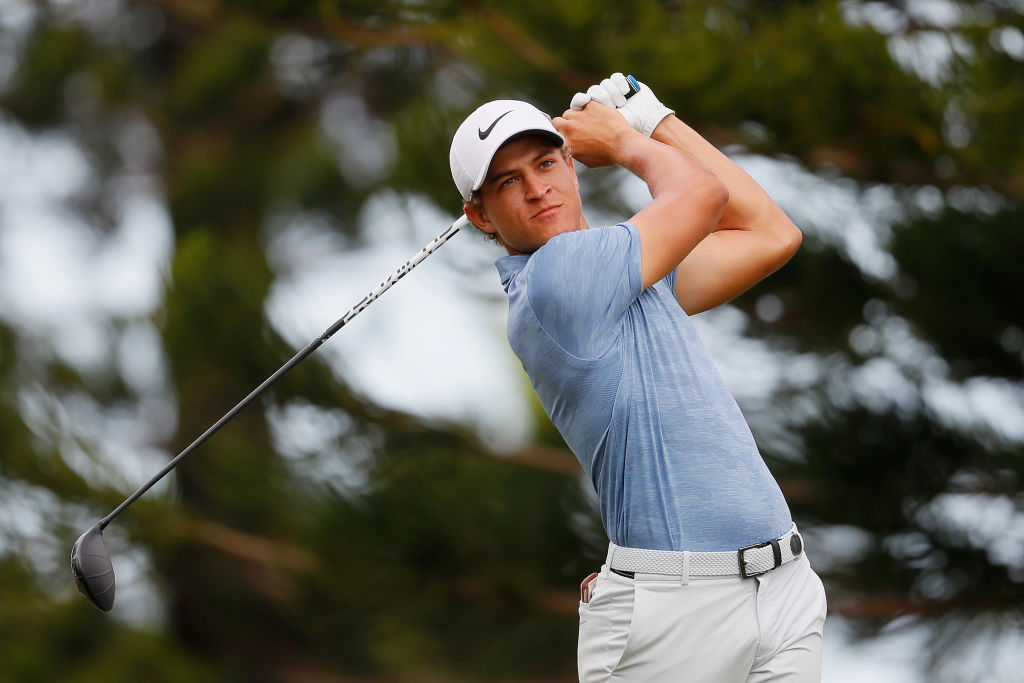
[653,115,802,315]
[573,75,802,315]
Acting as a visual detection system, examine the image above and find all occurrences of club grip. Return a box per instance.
[625,75,640,98]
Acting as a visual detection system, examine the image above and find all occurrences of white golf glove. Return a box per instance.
[570,72,674,138]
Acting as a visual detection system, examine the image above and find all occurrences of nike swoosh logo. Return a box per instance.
[478,110,513,140]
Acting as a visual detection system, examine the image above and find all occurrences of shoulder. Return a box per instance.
[523,223,642,292]
[528,223,638,271]
[505,223,646,359]
[552,222,638,250]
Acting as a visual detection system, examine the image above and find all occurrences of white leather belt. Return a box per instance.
[607,527,804,579]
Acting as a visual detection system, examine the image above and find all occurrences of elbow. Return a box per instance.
[772,220,803,267]
[712,180,729,218]
[782,220,803,258]
[708,173,730,216]
[697,172,729,231]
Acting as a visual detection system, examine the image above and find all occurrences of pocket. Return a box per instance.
[607,580,642,674]
[777,557,828,640]
[796,555,828,621]
[608,579,674,675]
[811,567,828,624]
[578,571,638,680]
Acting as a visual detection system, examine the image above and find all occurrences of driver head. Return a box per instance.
[71,523,116,611]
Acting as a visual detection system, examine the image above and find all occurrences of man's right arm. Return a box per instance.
[553,102,729,289]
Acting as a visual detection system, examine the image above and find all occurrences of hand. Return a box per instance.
[570,72,674,138]
[552,101,641,168]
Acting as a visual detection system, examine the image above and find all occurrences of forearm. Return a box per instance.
[652,116,797,242]
[614,131,729,288]
[615,130,719,203]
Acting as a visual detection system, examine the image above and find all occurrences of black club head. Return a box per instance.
[71,524,115,612]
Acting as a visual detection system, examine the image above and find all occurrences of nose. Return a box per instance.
[523,171,549,200]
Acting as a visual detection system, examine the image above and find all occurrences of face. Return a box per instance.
[464,136,586,254]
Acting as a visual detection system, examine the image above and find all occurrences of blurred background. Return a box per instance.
[1,0,1022,680]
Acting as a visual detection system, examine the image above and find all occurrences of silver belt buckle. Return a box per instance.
[737,537,782,579]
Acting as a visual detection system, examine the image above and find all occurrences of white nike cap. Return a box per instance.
[450,99,565,202]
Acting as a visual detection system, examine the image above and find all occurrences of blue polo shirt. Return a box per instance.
[496,222,792,552]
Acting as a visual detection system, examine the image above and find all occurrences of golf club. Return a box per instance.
[71,214,470,611]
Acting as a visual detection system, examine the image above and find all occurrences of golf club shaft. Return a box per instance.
[99,215,469,529]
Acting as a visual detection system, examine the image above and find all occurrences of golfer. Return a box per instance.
[449,73,826,682]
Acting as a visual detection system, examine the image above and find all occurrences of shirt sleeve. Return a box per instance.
[523,223,643,359]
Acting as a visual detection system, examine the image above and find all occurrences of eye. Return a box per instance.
[539,159,554,169]
[500,176,517,188]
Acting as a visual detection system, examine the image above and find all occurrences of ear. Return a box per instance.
[568,155,580,191]
[464,201,498,238]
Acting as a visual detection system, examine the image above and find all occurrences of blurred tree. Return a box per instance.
[0,0,1021,681]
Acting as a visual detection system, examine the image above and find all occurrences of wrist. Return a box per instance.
[642,107,674,138]
[650,114,685,146]
[615,132,664,175]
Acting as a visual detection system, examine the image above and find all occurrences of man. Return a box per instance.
[449,73,826,682]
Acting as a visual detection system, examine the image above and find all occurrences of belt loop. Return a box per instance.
[680,551,690,585]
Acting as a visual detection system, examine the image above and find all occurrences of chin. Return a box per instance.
[551,215,583,237]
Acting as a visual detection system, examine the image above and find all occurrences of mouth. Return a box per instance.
[532,204,562,220]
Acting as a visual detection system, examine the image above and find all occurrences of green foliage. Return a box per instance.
[299,442,592,677]
[165,19,272,123]
[0,556,222,682]
[1,24,89,126]
[890,204,1024,379]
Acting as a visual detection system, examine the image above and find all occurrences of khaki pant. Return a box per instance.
[578,552,827,682]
